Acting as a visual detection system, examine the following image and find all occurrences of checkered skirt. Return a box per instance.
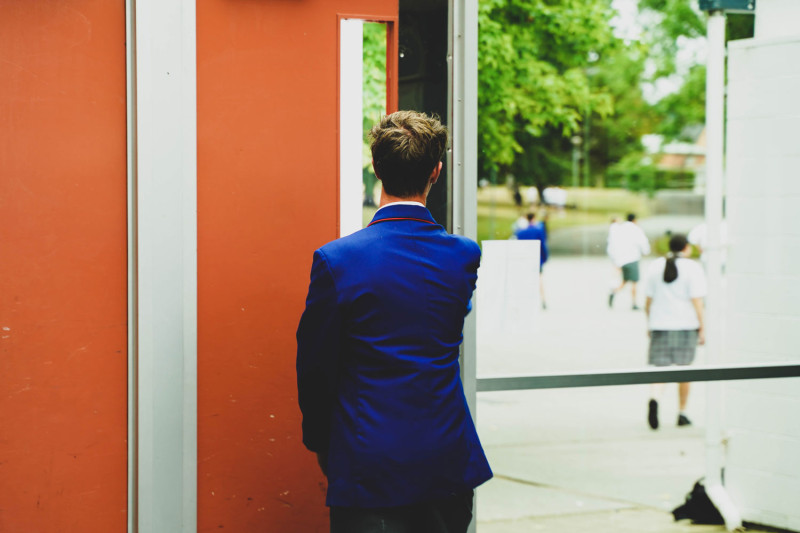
[648,330,699,367]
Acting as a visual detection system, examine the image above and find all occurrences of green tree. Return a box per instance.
[638,0,705,79]
[636,0,706,144]
[362,22,387,205]
[478,0,616,187]
[639,2,754,143]
[652,63,706,141]
[582,39,656,185]
[363,22,387,129]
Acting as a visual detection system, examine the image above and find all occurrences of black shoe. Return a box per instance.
[648,399,659,430]
[677,414,692,427]
[608,292,615,308]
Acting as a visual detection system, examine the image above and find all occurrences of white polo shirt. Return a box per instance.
[645,257,707,330]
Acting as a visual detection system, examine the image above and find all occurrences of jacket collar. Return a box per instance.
[369,203,437,226]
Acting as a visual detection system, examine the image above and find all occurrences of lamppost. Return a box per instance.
[570,136,582,190]
[583,62,598,188]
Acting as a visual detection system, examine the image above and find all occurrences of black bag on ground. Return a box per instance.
[672,478,725,525]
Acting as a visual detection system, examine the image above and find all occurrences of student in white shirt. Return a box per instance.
[608,213,651,310]
[644,234,707,430]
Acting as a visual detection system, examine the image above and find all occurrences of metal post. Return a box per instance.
[450,0,479,531]
[582,109,590,187]
[450,0,479,418]
[571,136,581,189]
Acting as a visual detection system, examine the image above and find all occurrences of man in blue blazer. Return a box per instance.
[297,111,492,532]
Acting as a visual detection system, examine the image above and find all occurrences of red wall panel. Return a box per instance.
[197,1,397,531]
[0,2,128,531]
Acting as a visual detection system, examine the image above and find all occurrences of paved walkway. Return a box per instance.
[474,255,735,532]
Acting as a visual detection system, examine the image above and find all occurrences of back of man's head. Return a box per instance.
[626,213,636,222]
[369,111,449,198]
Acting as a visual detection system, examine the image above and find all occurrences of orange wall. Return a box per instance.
[196,1,397,530]
[0,1,129,531]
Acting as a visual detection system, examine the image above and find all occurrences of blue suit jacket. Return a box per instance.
[296,204,492,508]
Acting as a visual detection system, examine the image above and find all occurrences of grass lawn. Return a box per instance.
[477,186,653,244]
[362,186,679,253]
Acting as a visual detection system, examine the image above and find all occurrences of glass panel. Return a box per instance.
[473,2,800,531]
[475,2,800,376]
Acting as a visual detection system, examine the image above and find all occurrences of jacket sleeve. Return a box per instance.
[296,249,341,454]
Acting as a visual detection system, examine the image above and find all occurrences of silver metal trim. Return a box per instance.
[450,2,479,532]
[125,1,138,531]
[476,363,800,392]
[451,0,479,401]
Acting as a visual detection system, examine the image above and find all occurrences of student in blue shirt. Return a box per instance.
[516,212,549,309]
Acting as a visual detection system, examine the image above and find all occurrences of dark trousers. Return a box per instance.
[330,491,474,533]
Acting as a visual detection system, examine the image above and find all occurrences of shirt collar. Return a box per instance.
[369,202,438,226]
[375,201,425,212]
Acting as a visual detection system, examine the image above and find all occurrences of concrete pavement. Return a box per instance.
[474,255,731,532]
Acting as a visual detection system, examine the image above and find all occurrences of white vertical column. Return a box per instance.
[340,19,365,237]
[704,10,742,531]
[134,0,197,531]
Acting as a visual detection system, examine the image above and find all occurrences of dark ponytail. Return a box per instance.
[664,234,689,283]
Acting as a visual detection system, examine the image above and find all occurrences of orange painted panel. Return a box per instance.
[0,1,128,532]
[197,1,397,531]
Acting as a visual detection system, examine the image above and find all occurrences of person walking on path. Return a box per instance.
[296,111,492,533]
[644,234,707,429]
[517,212,549,309]
[608,213,651,310]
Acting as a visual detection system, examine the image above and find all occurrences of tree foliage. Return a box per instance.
[639,2,754,143]
[587,39,657,181]
[478,0,616,181]
[652,63,706,141]
[362,22,387,204]
[363,22,387,133]
[638,0,705,79]
[477,0,756,194]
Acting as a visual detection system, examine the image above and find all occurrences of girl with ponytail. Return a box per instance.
[643,234,707,430]
[662,234,687,283]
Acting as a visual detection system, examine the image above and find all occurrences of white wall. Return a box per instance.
[754,0,800,40]
[724,2,800,528]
